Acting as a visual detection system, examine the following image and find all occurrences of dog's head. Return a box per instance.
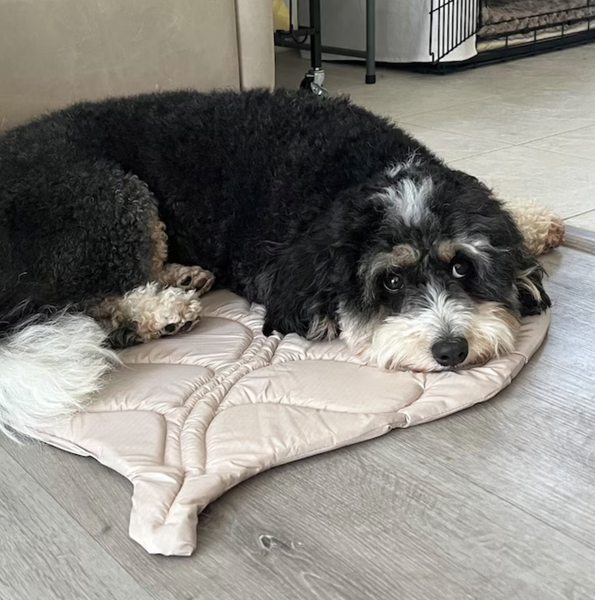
[335,160,550,371]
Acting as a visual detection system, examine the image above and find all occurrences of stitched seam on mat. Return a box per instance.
[158,335,281,522]
[126,310,546,527]
[406,373,516,425]
[176,337,270,468]
[174,345,524,481]
[272,355,368,367]
[208,400,416,420]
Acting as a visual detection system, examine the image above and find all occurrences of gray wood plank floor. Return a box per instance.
[0,446,154,600]
[2,243,595,600]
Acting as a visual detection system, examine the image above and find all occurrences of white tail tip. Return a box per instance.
[0,313,118,439]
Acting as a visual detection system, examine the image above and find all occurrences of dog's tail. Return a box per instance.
[0,312,117,439]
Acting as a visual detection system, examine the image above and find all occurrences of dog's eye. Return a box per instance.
[452,260,471,279]
[384,273,403,292]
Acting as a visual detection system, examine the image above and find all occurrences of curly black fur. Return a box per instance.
[0,89,550,369]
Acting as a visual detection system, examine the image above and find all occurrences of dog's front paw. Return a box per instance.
[544,214,565,253]
[503,198,565,256]
[160,293,203,336]
[159,264,215,295]
[175,267,215,295]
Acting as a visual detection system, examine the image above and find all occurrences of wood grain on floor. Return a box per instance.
[2,244,595,600]
[0,446,154,600]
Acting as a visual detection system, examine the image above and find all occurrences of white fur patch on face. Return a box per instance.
[340,283,519,372]
[377,177,434,228]
[337,304,378,358]
[371,285,470,371]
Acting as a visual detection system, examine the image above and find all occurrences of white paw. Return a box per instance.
[159,292,203,336]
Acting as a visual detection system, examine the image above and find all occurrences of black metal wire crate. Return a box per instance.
[425,0,595,72]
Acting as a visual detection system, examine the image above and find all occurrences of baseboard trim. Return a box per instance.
[563,225,595,255]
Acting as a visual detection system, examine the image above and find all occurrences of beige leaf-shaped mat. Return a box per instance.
[35,290,550,556]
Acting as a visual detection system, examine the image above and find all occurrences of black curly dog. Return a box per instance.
[0,89,549,434]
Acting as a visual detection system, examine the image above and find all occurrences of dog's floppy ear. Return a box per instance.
[515,255,551,316]
[260,234,338,339]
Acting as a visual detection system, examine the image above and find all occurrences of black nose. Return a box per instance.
[432,337,469,367]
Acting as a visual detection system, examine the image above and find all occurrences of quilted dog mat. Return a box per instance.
[35,290,550,556]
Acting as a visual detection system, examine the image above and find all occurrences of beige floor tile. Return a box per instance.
[275,51,495,119]
[400,124,509,163]
[276,46,595,119]
[452,146,595,218]
[275,48,595,230]
[277,51,595,145]
[400,90,595,145]
[566,209,595,231]
[525,125,595,161]
[441,45,595,97]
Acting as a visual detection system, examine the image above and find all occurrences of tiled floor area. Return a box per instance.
[276,47,595,230]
